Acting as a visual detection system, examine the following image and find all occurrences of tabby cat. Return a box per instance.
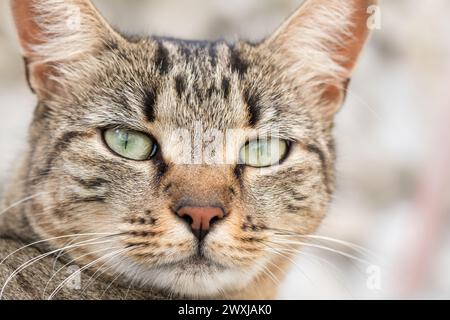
[0,0,376,299]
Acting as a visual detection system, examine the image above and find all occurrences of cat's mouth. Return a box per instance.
[158,253,227,271]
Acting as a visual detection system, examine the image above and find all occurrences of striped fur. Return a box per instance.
[1,0,377,299]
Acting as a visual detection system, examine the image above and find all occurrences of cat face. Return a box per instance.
[10,0,376,298]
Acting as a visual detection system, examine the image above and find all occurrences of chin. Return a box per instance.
[107,254,261,298]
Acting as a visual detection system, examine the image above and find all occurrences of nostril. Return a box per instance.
[180,213,193,226]
[209,215,221,227]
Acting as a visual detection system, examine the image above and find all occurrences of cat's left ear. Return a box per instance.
[264,0,378,118]
[11,0,124,97]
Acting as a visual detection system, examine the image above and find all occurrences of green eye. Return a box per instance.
[239,138,289,168]
[104,128,156,161]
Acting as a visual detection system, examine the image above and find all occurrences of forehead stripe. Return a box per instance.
[230,47,249,78]
[144,89,157,122]
[154,42,171,75]
[243,88,261,127]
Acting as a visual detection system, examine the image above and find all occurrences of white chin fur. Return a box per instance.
[105,256,261,298]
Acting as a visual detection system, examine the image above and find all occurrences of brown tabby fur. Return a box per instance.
[0,0,376,299]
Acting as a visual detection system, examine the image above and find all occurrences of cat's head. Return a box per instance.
[10,0,376,298]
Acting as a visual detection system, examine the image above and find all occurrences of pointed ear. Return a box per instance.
[11,0,123,97]
[264,0,378,118]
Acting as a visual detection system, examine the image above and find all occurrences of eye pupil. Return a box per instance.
[122,132,129,149]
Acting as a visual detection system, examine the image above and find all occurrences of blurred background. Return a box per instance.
[0,0,449,299]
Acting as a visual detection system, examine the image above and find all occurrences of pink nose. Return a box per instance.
[176,206,224,240]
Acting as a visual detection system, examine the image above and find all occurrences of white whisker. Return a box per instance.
[0,237,117,299]
[0,192,47,216]
[0,232,116,266]
[268,236,374,266]
[43,245,122,298]
[47,247,130,300]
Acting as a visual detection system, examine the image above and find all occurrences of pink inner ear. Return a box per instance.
[322,83,342,103]
[267,0,376,78]
[333,3,374,76]
[29,62,61,97]
[12,0,45,58]
[317,83,344,118]
[11,0,52,95]
[10,0,118,97]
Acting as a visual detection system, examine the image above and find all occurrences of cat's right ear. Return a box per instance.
[10,0,124,97]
